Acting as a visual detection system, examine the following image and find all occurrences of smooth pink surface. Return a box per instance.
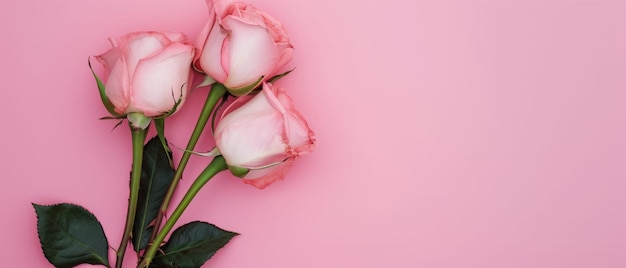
[2,0,625,267]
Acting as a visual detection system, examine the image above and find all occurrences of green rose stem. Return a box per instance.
[147,83,227,245]
[116,122,147,268]
[139,156,228,267]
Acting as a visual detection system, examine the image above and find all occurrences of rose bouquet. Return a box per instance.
[32,0,314,267]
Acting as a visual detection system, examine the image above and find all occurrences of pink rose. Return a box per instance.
[94,31,195,129]
[215,82,315,188]
[194,0,294,95]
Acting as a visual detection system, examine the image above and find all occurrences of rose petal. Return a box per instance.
[118,32,170,77]
[220,36,231,76]
[243,160,294,189]
[266,84,314,155]
[199,23,229,82]
[236,5,266,27]
[193,15,216,70]
[95,47,122,77]
[274,44,294,74]
[212,0,236,20]
[258,9,289,42]
[102,56,130,114]
[219,93,254,120]
[130,43,194,116]
[221,16,279,88]
[285,111,315,154]
[216,90,288,167]
[162,31,188,43]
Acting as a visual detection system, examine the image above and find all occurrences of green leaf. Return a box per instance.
[88,58,122,118]
[132,136,176,251]
[33,203,110,268]
[151,221,238,268]
[138,226,154,252]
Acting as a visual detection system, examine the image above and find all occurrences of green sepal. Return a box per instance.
[33,203,110,268]
[128,113,151,130]
[132,136,176,251]
[88,58,122,118]
[226,76,264,97]
[267,68,295,83]
[151,221,238,268]
[228,165,250,178]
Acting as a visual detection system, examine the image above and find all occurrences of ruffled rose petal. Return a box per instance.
[258,9,289,42]
[266,84,314,155]
[274,44,294,75]
[236,5,266,27]
[285,111,316,155]
[243,160,294,189]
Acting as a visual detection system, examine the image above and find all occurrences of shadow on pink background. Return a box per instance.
[2,0,625,267]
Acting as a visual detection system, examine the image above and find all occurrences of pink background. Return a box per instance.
[2,0,626,267]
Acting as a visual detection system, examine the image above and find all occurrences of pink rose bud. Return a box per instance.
[215,82,315,189]
[194,0,294,96]
[94,31,195,129]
